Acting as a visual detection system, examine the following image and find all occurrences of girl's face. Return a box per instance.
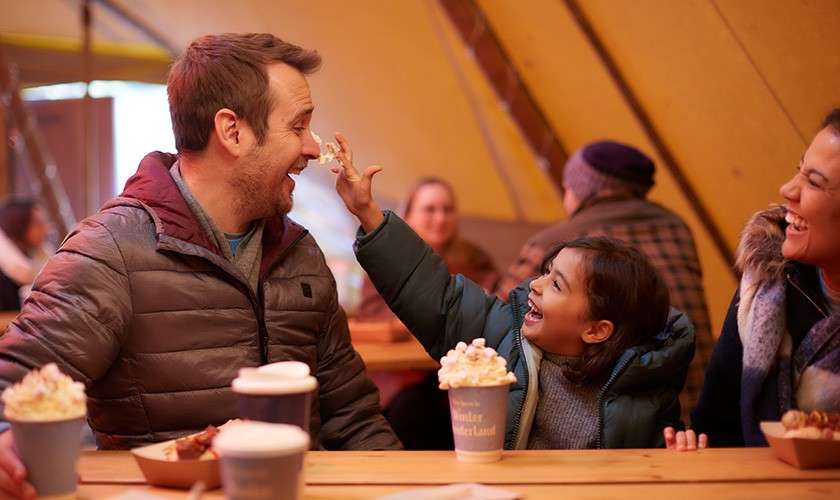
[522,248,601,355]
[405,184,457,251]
[779,127,840,272]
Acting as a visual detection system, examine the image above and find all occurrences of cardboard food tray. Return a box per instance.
[761,421,840,469]
[131,438,221,489]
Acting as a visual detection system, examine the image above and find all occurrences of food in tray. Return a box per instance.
[164,424,220,460]
[781,409,840,440]
[311,131,342,165]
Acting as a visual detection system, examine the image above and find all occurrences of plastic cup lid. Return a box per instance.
[213,421,309,458]
[232,364,317,395]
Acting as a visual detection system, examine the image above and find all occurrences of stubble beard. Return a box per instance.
[231,150,292,222]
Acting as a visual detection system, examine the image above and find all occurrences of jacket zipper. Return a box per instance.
[786,272,830,319]
[509,295,528,448]
[253,230,310,364]
[594,353,634,449]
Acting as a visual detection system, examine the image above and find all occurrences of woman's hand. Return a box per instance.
[664,427,708,451]
[330,133,384,233]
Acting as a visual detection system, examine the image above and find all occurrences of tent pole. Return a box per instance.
[438,0,568,194]
[0,44,76,236]
[562,0,736,268]
[93,0,179,57]
[82,0,100,216]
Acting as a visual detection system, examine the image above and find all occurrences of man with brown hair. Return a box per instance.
[0,32,399,499]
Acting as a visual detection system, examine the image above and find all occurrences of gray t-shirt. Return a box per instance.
[170,162,264,292]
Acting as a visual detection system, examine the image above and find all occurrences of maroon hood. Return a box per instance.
[119,152,305,275]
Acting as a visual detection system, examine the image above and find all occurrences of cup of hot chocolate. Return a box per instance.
[214,421,309,500]
[232,362,317,431]
[438,339,516,463]
[2,364,87,498]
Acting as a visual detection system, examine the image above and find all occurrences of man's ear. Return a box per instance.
[213,108,242,157]
[581,319,614,344]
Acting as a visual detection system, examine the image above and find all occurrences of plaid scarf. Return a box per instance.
[737,209,840,445]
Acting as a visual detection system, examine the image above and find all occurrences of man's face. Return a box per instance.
[231,63,320,220]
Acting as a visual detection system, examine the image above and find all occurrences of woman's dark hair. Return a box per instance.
[0,198,36,251]
[823,108,840,136]
[540,236,670,385]
[401,177,457,217]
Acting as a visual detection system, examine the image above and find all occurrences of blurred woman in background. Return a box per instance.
[0,198,51,310]
[352,177,499,449]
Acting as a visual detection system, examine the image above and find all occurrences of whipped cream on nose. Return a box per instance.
[311,131,341,165]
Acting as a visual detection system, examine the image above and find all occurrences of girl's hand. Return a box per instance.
[663,427,708,451]
[330,132,384,232]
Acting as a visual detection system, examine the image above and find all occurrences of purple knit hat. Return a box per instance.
[563,140,655,202]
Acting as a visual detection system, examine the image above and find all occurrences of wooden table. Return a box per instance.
[353,337,439,371]
[78,449,840,499]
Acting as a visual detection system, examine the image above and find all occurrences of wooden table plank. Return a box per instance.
[353,338,439,371]
[79,449,840,486]
[77,481,840,499]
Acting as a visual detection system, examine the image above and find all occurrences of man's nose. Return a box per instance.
[301,130,320,159]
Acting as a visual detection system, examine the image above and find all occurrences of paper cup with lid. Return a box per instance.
[232,361,317,430]
[214,421,309,500]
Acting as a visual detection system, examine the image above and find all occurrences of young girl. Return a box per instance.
[329,134,694,448]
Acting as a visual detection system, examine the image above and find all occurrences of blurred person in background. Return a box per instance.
[0,199,51,311]
[351,177,499,449]
[498,141,710,423]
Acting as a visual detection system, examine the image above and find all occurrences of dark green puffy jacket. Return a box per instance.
[356,212,695,449]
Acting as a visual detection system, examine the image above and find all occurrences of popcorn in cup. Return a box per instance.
[438,339,516,463]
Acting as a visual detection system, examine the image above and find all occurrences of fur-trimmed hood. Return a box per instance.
[736,205,787,283]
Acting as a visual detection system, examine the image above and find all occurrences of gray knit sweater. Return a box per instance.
[527,353,600,449]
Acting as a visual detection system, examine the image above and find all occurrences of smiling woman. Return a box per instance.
[689,109,840,448]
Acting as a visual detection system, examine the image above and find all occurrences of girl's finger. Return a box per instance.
[685,429,697,451]
[663,427,676,449]
[334,132,354,164]
[698,433,708,449]
[675,431,687,451]
[363,165,383,181]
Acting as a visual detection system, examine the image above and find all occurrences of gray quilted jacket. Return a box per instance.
[0,152,400,451]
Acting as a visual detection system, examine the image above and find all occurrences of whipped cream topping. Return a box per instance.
[311,131,342,165]
[438,338,516,389]
[2,363,86,421]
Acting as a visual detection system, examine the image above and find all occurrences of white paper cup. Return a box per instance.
[232,363,317,430]
[447,384,510,463]
[9,415,85,498]
[214,421,309,500]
